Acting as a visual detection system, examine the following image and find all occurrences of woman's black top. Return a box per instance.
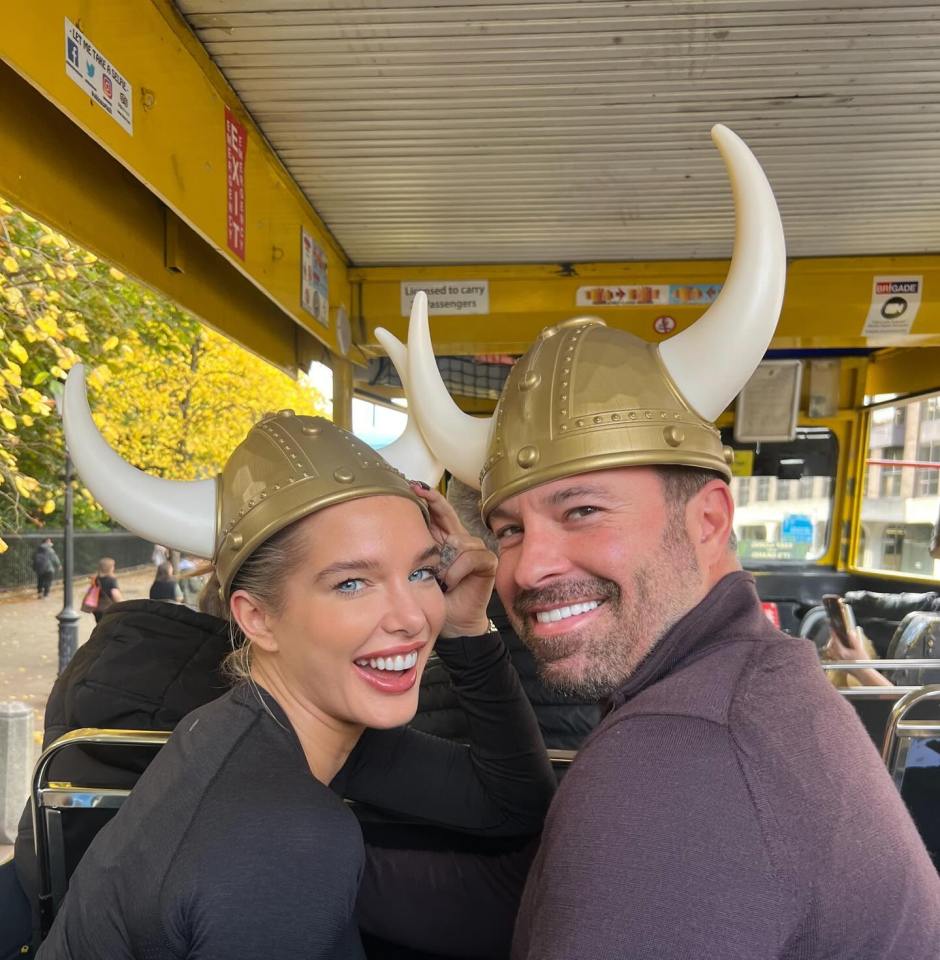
[36,632,554,959]
[149,579,179,601]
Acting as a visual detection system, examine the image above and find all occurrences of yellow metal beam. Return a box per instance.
[1,0,349,357]
[354,257,940,355]
[865,347,940,399]
[0,60,327,374]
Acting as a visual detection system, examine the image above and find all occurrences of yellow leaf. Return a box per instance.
[36,314,59,336]
[0,536,7,554]
[42,499,55,514]
[2,286,22,306]
[22,324,39,343]
[64,264,78,280]
[102,335,119,352]
[2,256,19,273]
[21,414,34,427]
[2,367,21,388]
[0,199,12,213]
[15,476,36,497]
[82,253,97,264]
[29,288,44,301]
[9,340,28,363]
[21,388,43,406]
[109,267,125,281]
[0,409,15,430]
[43,263,55,280]
[46,290,61,303]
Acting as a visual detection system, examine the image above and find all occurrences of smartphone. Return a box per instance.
[822,594,854,646]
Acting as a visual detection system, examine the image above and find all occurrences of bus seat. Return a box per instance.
[885,613,940,686]
[882,686,940,873]
[31,729,170,936]
[0,859,32,959]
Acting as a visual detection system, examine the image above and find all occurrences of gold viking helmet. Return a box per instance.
[391,125,787,520]
[62,302,443,600]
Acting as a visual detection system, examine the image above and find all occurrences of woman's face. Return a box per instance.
[262,496,445,731]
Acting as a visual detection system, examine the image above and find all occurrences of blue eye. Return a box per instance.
[409,567,435,583]
[336,578,365,594]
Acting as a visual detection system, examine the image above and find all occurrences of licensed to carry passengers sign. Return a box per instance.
[64,18,133,136]
[401,281,489,317]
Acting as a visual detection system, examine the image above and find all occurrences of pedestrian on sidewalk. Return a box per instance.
[91,557,123,624]
[149,561,183,603]
[32,538,60,599]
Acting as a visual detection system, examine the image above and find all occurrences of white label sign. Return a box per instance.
[301,229,329,327]
[401,281,489,317]
[65,18,133,135]
[863,275,923,337]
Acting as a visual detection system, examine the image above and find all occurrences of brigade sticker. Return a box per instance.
[301,228,329,327]
[653,315,676,335]
[65,18,133,135]
[863,275,923,337]
[401,281,489,316]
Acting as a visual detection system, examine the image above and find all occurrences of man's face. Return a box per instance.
[489,468,706,699]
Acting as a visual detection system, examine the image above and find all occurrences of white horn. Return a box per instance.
[403,291,492,491]
[658,124,787,422]
[374,324,444,487]
[63,364,217,558]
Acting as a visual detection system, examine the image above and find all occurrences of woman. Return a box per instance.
[149,561,183,603]
[92,556,123,623]
[38,359,554,959]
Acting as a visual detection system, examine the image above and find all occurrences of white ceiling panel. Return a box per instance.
[174,1,940,264]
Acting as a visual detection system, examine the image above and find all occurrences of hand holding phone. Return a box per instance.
[822,594,854,648]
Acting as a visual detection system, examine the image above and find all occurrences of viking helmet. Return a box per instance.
[391,125,786,520]
[63,299,443,599]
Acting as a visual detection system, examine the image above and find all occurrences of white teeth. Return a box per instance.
[535,600,599,625]
[356,651,419,671]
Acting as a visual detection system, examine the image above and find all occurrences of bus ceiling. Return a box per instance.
[1,3,939,392]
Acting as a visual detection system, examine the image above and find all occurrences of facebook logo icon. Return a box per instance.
[67,38,80,70]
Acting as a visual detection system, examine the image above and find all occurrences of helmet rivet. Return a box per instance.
[560,424,568,432]
[520,371,541,391]
[593,415,603,424]
[517,445,539,469]
[334,468,355,483]
[302,424,320,435]
[539,324,558,339]
[664,426,685,447]
[612,413,621,422]
[723,446,735,465]
[576,419,584,427]
[278,409,295,418]
[230,533,243,549]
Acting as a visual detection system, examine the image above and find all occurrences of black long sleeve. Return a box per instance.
[338,629,555,835]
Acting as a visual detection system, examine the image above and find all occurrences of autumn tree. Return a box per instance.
[0,198,326,551]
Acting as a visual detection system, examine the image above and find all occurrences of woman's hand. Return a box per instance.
[411,483,496,638]
[823,623,869,662]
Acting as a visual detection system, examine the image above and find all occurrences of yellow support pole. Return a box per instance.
[332,359,354,432]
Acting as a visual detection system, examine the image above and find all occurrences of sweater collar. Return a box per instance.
[604,570,771,712]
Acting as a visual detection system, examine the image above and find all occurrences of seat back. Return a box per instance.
[885,613,940,685]
[881,686,940,871]
[31,728,170,937]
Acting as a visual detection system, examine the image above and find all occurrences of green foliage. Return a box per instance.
[0,198,326,549]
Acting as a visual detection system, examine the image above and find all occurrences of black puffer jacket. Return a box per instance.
[845,590,940,657]
[14,601,231,943]
[412,598,600,750]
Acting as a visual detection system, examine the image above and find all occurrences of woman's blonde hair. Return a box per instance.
[97,557,116,575]
[199,519,311,682]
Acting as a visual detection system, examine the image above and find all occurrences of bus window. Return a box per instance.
[723,427,838,565]
[856,394,940,578]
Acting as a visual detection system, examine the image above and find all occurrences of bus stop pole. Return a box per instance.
[56,453,79,675]
[332,357,353,432]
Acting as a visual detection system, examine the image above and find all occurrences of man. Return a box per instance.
[398,126,940,957]
[32,538,60,598]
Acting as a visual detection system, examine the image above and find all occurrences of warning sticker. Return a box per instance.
[401,281,489,317]
[576,284,721,308]
[64,18,133,135]
[863,275,923,337]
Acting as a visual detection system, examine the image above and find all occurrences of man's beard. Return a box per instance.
[510,515,703,700]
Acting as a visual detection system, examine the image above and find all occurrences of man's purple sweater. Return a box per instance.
[513,572,940,959]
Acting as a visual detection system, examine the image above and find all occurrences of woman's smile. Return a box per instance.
[352,639,429,694]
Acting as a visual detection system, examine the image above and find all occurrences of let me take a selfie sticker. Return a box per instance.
[863,276,923,337]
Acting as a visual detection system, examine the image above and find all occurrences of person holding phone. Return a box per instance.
[821,595,892,688]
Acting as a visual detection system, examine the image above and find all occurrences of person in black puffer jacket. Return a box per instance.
[13,599,231,950]
[410,479,600,751]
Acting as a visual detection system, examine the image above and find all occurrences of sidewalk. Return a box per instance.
[0,569,156,863]
[0,568,156,735]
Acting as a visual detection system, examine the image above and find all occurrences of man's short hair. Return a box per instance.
[446,477,498,552]
[655,466,738,551]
